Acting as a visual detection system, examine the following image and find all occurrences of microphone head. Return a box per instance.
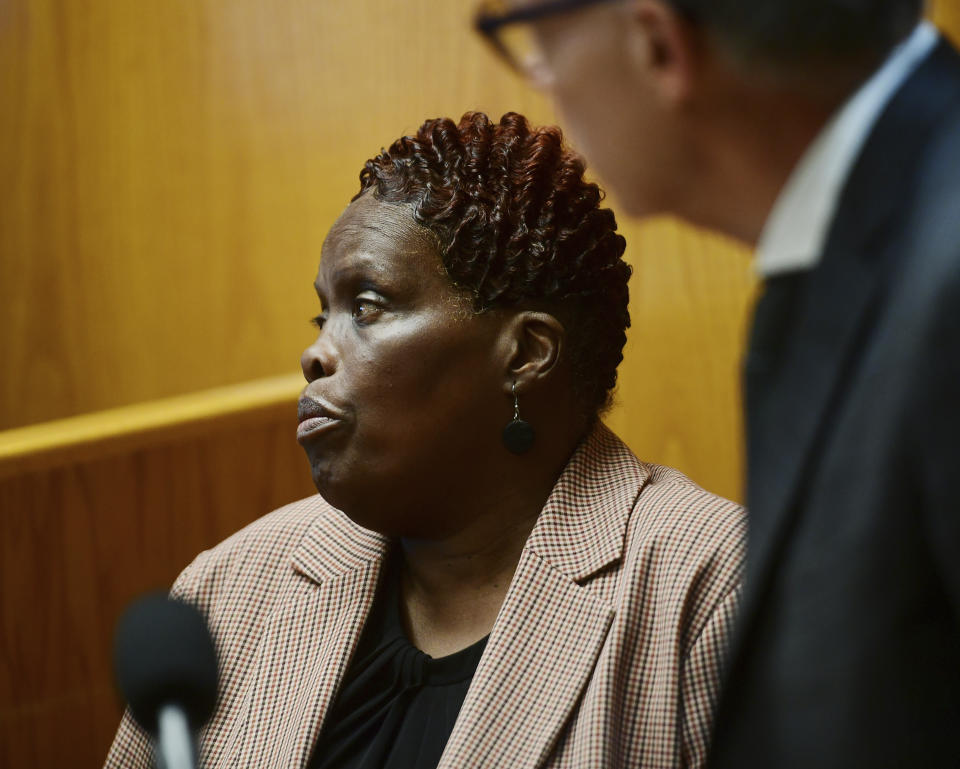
[113,593,218,736]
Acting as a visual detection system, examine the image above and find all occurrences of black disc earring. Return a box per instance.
[502,382,535,455]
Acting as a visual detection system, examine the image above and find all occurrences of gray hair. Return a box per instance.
[674,0,924,82]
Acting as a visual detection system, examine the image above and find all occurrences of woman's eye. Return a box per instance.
[352,297,381,322]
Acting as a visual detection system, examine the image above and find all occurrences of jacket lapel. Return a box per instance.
[438,550,614,769]
[228,509,389,769]
[735,39,960,643]
[743,248,882,587]
[439,425,646,769]
[222,426,643,769]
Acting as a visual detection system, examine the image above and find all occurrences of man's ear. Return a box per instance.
[629,0,702,105]
[499,311,565,394]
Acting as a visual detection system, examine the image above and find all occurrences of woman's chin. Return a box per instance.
[312,479,403,537]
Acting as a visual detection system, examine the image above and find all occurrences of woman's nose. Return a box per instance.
[300,336,336,382]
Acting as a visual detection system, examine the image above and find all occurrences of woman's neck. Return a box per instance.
[396,440,575,657]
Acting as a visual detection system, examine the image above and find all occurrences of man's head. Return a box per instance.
[658,0,923,75]
[477,0,924,236]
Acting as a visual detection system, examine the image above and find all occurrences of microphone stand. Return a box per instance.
[156,704,197,769]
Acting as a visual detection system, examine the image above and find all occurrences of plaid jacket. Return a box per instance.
[106,424,744,768]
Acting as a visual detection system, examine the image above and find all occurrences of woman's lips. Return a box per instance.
[296,396,345,444]
[296,415,341,443]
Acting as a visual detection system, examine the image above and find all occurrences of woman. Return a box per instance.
[106,112,744,769]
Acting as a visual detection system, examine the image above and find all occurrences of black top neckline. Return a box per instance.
[363,558,489,685]
[309,555,490,769]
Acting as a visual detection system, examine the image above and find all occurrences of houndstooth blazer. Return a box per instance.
[105,424,745,768]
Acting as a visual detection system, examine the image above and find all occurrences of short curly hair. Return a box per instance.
[354,111,631,418]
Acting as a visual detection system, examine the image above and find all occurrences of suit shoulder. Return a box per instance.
[892,138,960,345]
[905,104,960,279]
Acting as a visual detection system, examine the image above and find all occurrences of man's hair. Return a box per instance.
[355,111,632,418]
[674,0,924,82]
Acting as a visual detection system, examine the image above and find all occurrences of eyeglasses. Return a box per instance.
[473,0,625,76]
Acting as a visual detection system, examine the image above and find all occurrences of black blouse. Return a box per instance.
[310,560,488,769]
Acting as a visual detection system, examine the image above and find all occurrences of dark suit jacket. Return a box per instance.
[709,39,960,769]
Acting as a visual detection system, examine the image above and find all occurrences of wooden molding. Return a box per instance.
[0,373,305,479]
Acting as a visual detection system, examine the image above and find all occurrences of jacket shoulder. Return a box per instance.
[631,463,745,549]
[170,494,338,609]
[623,464,746,647]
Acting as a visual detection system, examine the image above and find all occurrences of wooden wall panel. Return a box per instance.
[0,0,753,498]
[0,0,551,429]
[605,220,754,502]
[0,411,316,768]
[2,5,959,769]
[3,1,959,492]
[932,0,960,45]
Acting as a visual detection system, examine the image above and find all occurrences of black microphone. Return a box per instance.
[114,593,218,769]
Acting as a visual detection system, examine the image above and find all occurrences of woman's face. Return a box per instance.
[299,194,508,537]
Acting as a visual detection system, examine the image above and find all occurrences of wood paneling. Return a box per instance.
[0,0,752,498]
[0,373,304,479]
[605,219,754,503]
[3,6,959,767]
[932,0,960,45]
[3,1,958,491]
[0,407,316,768]
[0,0,551,429]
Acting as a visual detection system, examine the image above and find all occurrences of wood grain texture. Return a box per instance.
[0,0,752,499]
[605,218,755,503]
[932,0,960,45]
[3,0,958,489]
[0,414,317,768]
[3,8,959,766]
[0,373,304,479]
[0,0,551,427]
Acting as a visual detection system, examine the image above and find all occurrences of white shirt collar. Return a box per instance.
[755,22,939,278]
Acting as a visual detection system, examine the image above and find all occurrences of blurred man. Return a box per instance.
[475,1,960,767]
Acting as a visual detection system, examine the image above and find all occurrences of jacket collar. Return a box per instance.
[269,423,645,768]
[291,507,389,583]
[755,22,939,278]
[441,424,646,768]
[290,421,648,587]
[524,421,648,583]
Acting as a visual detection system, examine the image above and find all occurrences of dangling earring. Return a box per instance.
[502,382,535,455]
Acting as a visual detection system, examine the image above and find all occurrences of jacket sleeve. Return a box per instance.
[679,584,742,769]
[103,553,211,769]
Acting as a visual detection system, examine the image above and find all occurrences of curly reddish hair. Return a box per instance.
[355,111,631,417]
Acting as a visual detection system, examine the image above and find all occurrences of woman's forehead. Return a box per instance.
[324,194,434,255]
[317,195,447,290]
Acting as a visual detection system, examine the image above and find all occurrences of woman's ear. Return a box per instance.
[500,311,565,394]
